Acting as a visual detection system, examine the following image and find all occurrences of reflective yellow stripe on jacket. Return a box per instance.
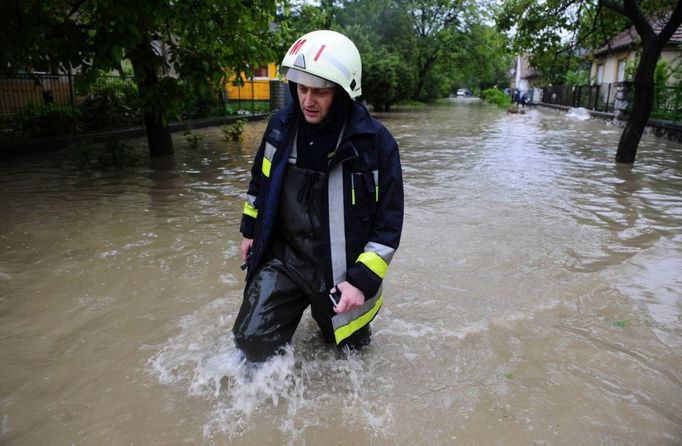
[242,193,258,219]
[261,142,277,177]
[329,165,395,344]
[243,201,258,218]
[356,251,388,278]
[332,292,383,344]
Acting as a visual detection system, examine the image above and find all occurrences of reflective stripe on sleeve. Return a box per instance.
[261,142,277,177]
[243,201,258,218]
[357,251,388,279]
[242,193,258,218]
[364,241,396,264]
[332,291,383,344]
[262,158,272,177]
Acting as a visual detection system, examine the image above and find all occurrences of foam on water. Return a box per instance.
[566,107,591,121]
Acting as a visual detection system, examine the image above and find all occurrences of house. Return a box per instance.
[590,21,682,85]
[224,63,283,110]
[510,54,543,103]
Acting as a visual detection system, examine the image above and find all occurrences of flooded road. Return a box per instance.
[1,100,681,445]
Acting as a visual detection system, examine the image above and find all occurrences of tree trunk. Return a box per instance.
[614,41,659,164]
[129,41,174,157]
[600,0,682,164]
[142,110,173,157]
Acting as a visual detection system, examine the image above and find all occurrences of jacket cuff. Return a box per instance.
[346,263,381,300]
[240,215,256,239]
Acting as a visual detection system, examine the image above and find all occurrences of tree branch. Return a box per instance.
[67,0,88,18]
[599,0,654,43]
[656,0,682,46]
[598,0,624,16]
[622,0,653,41]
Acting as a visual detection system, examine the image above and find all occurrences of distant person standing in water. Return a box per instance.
[232,30,404,362]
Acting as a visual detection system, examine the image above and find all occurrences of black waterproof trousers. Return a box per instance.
[232,165,370,362]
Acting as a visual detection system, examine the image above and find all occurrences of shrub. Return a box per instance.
[177,83,226,120]
[14,103,80,137]
[67,140,145,170]
[184,130,205,148]
[480,88,512,108]
[78,77,141,131]
[222,119,246,141]
[564,69,590,86]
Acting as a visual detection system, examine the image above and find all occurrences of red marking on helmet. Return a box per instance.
[314,44,326,61]
[290,39,306,55]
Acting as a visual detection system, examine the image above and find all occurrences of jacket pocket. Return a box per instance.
[350,170,378,220]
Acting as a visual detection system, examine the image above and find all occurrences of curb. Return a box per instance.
[0,114,269,159]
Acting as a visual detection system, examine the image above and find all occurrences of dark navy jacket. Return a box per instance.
[240,100,404,300]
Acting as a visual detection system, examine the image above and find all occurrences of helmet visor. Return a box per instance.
[285,68,336,89]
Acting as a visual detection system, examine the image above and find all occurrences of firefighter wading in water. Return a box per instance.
[233,30,404,362]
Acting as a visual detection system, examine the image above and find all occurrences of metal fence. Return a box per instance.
[0,73,294,144]
[652,85,682,121]
[541,83,616,113]
[0,73,281,118]
[540,82,682,122]
[0,74,77,115]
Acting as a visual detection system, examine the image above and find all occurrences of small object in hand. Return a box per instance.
[240,250,252,271]
[329,289,341,307]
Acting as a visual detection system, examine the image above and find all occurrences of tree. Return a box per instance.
[273,0,337,57]
[400,0,465,100]
[450,22,513,92]
[275,0,418,109]
[603,1,682,163]
[498,0,682,164]
[1,0,277,157]
[336,0,417,109]
[362,48,416,110]
[274,0,511,108]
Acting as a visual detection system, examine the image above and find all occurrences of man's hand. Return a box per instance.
[240,237,253,263]
[331,281,365,314]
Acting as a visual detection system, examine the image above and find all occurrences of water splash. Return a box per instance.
[146,298,394,441]
[566,107,591,121]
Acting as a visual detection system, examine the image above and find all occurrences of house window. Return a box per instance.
[617,59,627,82]
[596,64,604,84]
[253,65,269,79]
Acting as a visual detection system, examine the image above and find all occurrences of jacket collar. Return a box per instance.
[277,100,377,143]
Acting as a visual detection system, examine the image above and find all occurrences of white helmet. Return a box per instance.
[281,30,362,98]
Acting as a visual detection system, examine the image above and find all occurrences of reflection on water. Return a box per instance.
[1,101,681,445]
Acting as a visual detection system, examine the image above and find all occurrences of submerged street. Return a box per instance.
[1,99,680,445]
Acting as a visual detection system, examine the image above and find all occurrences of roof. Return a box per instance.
[595,19,682,56]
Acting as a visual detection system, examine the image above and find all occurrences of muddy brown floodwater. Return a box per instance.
[1,99,681,445]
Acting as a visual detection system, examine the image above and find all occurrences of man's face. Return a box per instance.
[297,83,336,124]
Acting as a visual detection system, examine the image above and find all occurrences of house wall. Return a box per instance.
[661,47,682,83]
[593,45,682,85]
[511,55,531,91]
[591,49,636,84]
[224,63,280,101]
[0,75,78,115]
